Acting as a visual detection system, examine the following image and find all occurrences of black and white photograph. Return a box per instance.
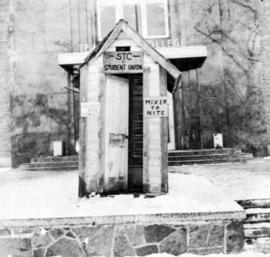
[0,0,270,256]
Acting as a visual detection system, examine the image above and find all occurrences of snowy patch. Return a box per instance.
[0,171,242,220]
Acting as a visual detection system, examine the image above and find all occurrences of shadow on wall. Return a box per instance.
[179,0,267,155]
[176,70,267,155]
[10,93,78,167]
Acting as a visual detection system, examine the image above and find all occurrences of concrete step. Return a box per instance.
[20,161,78,169]
[19,165,78,172]
[168,148,241,157]
[168,148,252,166]
[168,157,247,166]
[21,149,252,171]
[168,153,231,161]
[19,155,79,171]
[31,155,79,163]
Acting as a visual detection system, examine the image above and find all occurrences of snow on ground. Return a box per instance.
[1,161,270,255]
[0,167,242,220]
[170,159,270,200]
[1,159,270,220]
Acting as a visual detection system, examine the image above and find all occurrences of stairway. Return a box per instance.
[19,155,79,171]
[237,199,270,253]
[168,148,253,166]
[19,148,252,171]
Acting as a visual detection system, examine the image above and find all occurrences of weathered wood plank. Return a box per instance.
[79,61,103,196]
[160,66,168,193]
[144,62,163,194]
[97,69,106,193]
[143,67,151,193]
[79,64,88,197]
[244,223,270,239]
[104,75,129,192]
[246,211,270,224]
[237,199,270,209]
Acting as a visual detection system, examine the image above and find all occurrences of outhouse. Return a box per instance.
[78,20,181,196]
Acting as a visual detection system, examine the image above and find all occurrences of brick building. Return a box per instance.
[0,0,268,167]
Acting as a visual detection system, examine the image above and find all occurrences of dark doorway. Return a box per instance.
[128,74,143,192]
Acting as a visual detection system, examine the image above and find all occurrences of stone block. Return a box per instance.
[66,231,76,239]
[49,228,64,240]
[126,225,145,246]
[188,247,224,255]
[207,224,225,247]
[160,228,187,256]
[226,221,245,253]
[0,237,32,257]
[34,247,46,257]
[86,225,114,257]
[189,224,223,248]
[144,224,175,243]
[113,228,136,257]
[32,231,54,248]
[135,244,158,256]
[46,237,85,257]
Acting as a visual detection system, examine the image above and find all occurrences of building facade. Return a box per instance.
[0,0,268,167]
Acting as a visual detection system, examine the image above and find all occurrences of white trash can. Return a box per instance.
[75,140,80,153]
[213,133,223,148]
[53,141,63,156]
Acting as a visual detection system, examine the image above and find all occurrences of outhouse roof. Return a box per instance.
[82,19,181,79]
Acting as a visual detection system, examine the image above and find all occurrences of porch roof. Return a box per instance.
[58,45,207,72]
[58,19,207,75]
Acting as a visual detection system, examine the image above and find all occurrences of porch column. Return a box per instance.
[79,60,105,196]
[143,60,168,194]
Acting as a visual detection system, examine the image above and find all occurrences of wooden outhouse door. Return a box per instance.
[104,74,129,192]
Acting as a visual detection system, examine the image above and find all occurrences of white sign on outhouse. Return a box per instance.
[78,20,181,196]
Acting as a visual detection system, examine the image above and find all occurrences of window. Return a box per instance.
[97,0,169,40]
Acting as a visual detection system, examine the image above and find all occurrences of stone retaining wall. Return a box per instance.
[0,220,244,257]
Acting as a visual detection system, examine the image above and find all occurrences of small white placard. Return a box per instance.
[81,102,100,117]
[144,97,168,118]
[53,141,63,156]
[213,133,223,148]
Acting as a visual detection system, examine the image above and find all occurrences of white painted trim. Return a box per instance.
[58,52,89,66]
[57,46,207,67]
[167,91,175,151]
[158,46,208,59]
